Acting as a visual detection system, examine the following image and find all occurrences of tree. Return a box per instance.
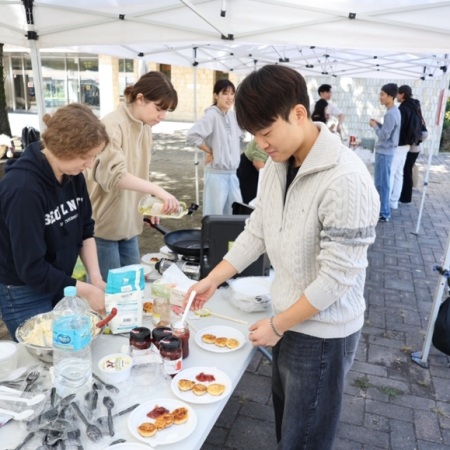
[0,43,12,137]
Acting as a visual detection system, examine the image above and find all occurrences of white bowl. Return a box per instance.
[97,353,133,384]
[0,341,18,378]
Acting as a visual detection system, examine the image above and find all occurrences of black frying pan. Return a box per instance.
[145,220,209,257]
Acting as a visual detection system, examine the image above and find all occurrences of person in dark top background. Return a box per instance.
[0,104,109,339]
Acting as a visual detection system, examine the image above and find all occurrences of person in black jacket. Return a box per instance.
[0,104,109,339]
[390,85,422,209]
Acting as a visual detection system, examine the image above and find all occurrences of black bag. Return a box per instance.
[432,296,450,355]
[21,126,40,149]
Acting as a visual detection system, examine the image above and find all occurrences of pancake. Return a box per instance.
[226,338,239,349]
[143,302,153,314]
[214,337,228,347]
[202,334,216,344]
[172,407,189,425]
[177,379,195,391]
[155,413,174,430]
[137,422,157,437]
[192,383,207,396]
[207,383,226,396]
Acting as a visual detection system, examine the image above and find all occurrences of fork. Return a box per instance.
[23,371,39,393]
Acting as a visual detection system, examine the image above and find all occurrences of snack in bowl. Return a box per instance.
[143,302,153,314]
[214,337,228,347]
[155,413,174,430]
[192,383,207,396]
[207,383,226,396]
[177,379,196,391]
[201,334,216,344]
[226,338,239,349]
[137,422,157,437]
[172,407,189,425]
[150,257,160,263]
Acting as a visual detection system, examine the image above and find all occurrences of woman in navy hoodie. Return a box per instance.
[0,104,109,339]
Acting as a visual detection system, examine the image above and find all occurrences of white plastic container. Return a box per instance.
[0,341,18,378]
[228,276,272,312]
[98,353,133,384]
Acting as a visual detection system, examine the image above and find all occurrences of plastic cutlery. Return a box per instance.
[0,407,34,420]
[0,393,45,405]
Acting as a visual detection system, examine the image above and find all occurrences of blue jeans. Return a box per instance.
[203,172,243,216]
[374,153,394,219]
[0,284,61,341]
[272,329,361,450]
[95,236,141,282]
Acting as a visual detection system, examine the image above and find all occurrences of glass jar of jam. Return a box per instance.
[129,327,151,350]
[170,320,190,359]
[152,326,173,350]
[159,336,182,377]
[152,297,171,326]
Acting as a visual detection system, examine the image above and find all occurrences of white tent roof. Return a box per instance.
[2,0,450,79]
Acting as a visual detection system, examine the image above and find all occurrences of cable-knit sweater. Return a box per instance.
[224,123,380,339]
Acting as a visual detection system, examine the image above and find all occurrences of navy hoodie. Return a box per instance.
[0,142,94,295]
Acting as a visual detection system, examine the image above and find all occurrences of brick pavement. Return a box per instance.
[1,131,450,449]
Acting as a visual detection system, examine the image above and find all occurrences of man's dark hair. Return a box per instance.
[312,99,328,124]
[318,84,332,95]
[398,85,413,100]
[235,65,310,134]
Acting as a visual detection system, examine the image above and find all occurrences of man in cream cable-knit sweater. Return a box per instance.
[186,65,380,450]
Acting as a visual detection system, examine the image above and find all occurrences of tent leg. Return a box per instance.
[193,63,200,205]
[413,58,448,235]
[411,227,450,368]
[29,40,45,132]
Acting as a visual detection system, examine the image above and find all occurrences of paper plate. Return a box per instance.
[141,253,167,266]
[128,398,197,446]
[171,366,232,404]
[195,326,246,353]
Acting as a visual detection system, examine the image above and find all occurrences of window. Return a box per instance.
[119,59,135,97]
[80,58,100,108]
[159,64,171,80]
[215,71,229,83]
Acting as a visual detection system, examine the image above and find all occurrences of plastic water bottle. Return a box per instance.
[52,286,92,396]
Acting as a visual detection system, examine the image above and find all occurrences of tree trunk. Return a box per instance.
[0,43,12,137]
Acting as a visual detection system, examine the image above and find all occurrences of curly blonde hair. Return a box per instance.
[42,103,109,159]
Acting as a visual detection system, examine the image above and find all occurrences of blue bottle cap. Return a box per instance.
[63,286,77,297]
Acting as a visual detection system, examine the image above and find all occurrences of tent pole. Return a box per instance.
[411,227,450,368]
[193,48,200,205]
[29,42,45,131]
[413,56,448,235]
[22,0,45,131]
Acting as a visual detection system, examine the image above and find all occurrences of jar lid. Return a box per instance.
[152,326,173,342]
[130,327,151,342]
[159,335,181,351]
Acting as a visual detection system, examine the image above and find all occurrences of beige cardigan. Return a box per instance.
[85,102,152,241]
[225,123,380,339]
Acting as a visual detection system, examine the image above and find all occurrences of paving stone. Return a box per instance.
[442,429,450,446]
[338,423,389,448]
[432,377,450,402]
[365,399,413,422]
[415,410,443,443]
[385,278,415,292]
[340,394,365,426]
[351,361,387,377]
[333,437,362,450]
[365,387,389,403]
[429,365,450,380]
[417,440,449,450]
[390,419,417,450]
[240,401,275,423]
[366,374,410,394]
[368,334,406,350]
[232,372,272,405]
[364,413,389,432]
[225,416,278,450]
[391,394,436,411]
[216,397,241,429]
[204,426,228,446]
[246,351,262,374]
[368,343,408,366]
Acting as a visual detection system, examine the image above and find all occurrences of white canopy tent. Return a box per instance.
[1,0,450,367]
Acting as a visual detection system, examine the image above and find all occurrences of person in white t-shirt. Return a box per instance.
[311,84,345,134]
